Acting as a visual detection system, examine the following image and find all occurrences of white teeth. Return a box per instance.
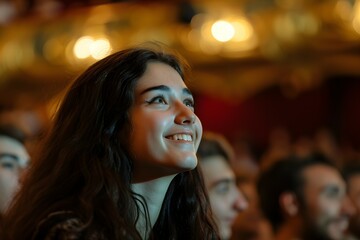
[169,134,193,141]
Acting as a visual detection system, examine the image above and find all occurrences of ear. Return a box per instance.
[279,192,299,217]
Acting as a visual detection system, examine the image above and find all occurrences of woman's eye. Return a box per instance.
[0,160,17,170]
[184,99,194,108]
[147,96,167,104]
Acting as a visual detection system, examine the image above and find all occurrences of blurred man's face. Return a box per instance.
[0,136,29,213]
[346,174,360,238]
[300,164,353,240]
[200,156,248,240]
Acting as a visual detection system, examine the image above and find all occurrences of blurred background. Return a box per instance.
[1,0,360,165]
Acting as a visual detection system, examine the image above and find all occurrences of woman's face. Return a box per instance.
[129,62,202,182]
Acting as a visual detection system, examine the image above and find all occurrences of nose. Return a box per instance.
[174,102,196,125]
[234,188,249,212]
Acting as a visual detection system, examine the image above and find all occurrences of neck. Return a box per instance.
[131,174,176,239]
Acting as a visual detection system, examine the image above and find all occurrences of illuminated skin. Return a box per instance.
[0,136,30,213]
[301,164,354,240]
[128,62,203,238]
[200,156,248,240]
[129,62,202,182]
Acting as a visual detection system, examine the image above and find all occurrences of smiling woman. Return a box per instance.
[130,62,202,183]
[2,45,219,240]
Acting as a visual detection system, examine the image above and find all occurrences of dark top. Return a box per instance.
[32,211,100,240]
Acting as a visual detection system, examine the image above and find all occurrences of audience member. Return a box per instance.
[257,154,354,240]
[0,124,30,238]
[0,124,30,214]
[197,132,248,240]
[3,46,220,239]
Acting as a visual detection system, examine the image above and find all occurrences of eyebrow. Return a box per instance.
[140,85,193,97]
[0,153,20,162]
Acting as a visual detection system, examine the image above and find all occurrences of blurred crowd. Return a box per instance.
[1,104,360,240]
[229,126,360,240]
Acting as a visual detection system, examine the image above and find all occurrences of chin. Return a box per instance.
[180,156,198,170]
[173,163,197,172]
[220,229,232,240]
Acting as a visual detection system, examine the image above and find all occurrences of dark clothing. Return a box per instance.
[32,211,100,240]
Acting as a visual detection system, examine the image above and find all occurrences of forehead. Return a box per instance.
[302,164,345,189]
[0,136,24,152]
[135,62,187,92]
[200,156,235,187]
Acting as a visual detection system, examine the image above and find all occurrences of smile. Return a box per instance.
[167,134,193,142]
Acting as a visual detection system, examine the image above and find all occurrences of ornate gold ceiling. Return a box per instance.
[1,0,360,107]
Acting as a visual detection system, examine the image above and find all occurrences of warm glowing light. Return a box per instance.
[353,18,360,34]
[73,36,112,60]
[232,19,254,42]
[335,0,353,21]
[194,14,257,54]
[274,12,319,42]
[274,14,296,41]
[211,20,235,42]
[201,21,214,41]
[353,1,360,34]
[73,36,94,59]
[89,38,111,60]
[199,39,221,55]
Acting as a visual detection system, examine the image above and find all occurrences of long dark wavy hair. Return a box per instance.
[3,46,219,239]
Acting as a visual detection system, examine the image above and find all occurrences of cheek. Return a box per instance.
[0,172,18,192]
[130,112,168,151]
[134,110,169,131]
[211,193,229,211]
[303,196,323,220]
[194,116,203,150]
[209,194,222,215]
[317,198,340,217]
